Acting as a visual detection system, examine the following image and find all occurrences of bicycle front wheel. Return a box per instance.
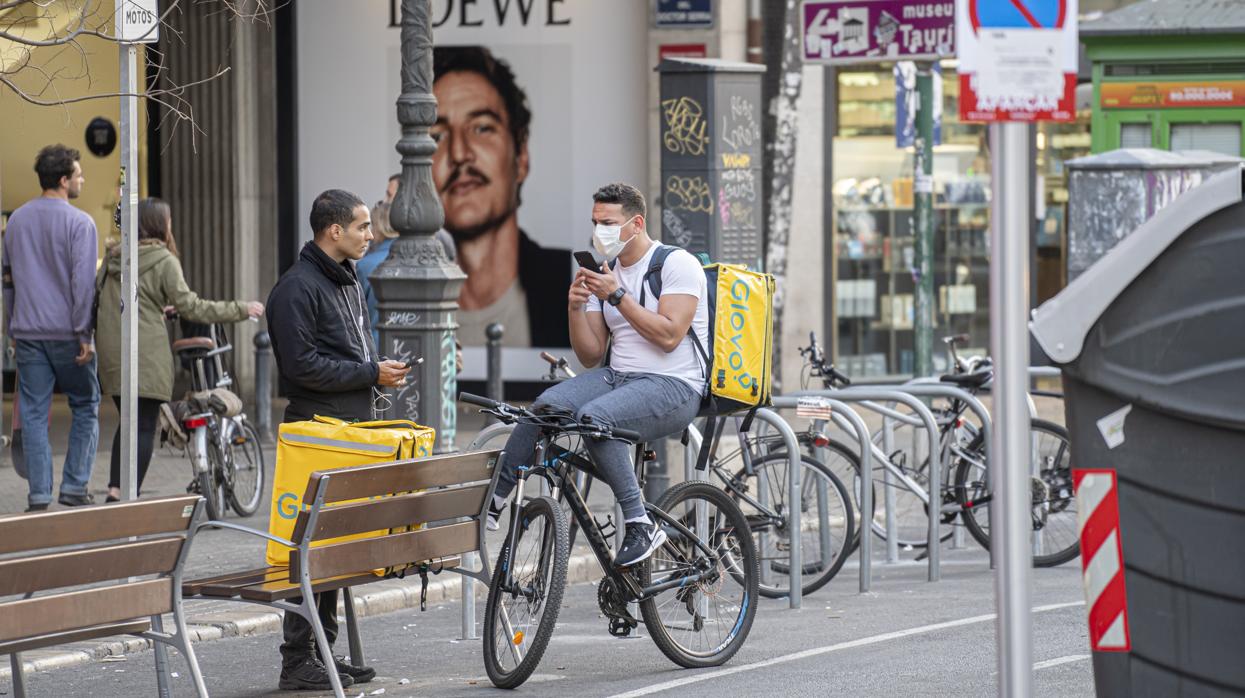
[727,452,854,598]
[225,419,267,517]
[483,495,569,689]
[640,481,758,669]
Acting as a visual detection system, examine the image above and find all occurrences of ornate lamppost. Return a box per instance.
[373,0,466,452]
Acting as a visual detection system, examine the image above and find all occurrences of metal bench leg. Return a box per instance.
[306,594,346,698]
[172,609,209,698]
[461,552,478,640]
[11,653,27,698]
[342,587,366,668]
[151,615,173,698]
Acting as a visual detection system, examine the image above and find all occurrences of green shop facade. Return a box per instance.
[1082,3,1245,157]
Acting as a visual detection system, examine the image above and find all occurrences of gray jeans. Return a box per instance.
[496,367,700,521]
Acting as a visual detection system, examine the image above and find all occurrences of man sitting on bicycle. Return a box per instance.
[490,182,708,568]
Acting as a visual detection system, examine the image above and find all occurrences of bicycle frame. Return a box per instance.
[496,438,722,606]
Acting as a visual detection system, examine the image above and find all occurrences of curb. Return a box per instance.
[0,551,601,681]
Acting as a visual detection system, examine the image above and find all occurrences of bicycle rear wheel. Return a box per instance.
[198,436,228,520]
[483,495,569,689]
[726,452,854,598]
[640,481,758,669]
[226,419,266,517]
[955,419,1079,567]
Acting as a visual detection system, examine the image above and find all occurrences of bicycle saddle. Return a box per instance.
[172,336,216,353]
[940,369,991,389]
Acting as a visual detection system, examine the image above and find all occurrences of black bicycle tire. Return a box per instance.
[727,452,855,598]
[226,420,267,517]
[200,439,227,520]
[955,419,1080,567]
[482,495,569,689]
[640,481,759,669]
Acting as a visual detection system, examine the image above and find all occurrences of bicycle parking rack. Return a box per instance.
[783,389,943,585]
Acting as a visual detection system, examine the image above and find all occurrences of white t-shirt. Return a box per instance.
[586,244,709,392]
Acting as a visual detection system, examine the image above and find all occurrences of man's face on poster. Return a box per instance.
[431,71,530,242]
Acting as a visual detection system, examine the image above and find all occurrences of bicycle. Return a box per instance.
[789,331,1079,567]
[460,392,759,690]
[171,319,266,520]
[530,353,855,599]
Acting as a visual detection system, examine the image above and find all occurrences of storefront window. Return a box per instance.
[832,65,991,377]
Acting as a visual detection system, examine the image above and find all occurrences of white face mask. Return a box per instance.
[592,216,637,260]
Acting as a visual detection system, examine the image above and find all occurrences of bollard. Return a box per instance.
[253,331,273,442]
[485,323,504,407]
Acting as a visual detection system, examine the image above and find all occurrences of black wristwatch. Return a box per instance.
[607,287,627,307]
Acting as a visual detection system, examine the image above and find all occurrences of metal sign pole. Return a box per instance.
[990,121,1034,698]
[118,41,139,501]
[913,63,935,378]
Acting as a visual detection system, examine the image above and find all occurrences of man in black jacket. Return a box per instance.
[266,189,410,691]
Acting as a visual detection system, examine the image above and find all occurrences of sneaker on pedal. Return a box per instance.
[278,656,354,691]
[614,521,667,568]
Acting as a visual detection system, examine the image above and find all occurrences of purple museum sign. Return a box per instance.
[801,0,955,64]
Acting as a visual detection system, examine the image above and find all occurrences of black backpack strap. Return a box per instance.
[638,245,676,306]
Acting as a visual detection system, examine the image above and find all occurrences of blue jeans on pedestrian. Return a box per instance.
[496,367,700,521]
[15,339,100,506]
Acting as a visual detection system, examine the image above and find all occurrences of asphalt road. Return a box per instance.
[11,549,1093,697]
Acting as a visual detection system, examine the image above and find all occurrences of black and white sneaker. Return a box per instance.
[486,499,506,531]
[614,521,667,568]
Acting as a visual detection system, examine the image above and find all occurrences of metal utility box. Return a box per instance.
[1032,164,1245,696]
[657,58,765,268]
[1065,148,1243,280]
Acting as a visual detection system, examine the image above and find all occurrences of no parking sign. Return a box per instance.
[955,0,1077,122]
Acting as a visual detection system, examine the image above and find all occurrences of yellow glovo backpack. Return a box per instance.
[627,246,775,415]
[266,415,435,567]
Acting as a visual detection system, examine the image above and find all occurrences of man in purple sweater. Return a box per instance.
[2,144,100,511]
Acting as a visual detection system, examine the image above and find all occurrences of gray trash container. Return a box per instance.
[1032,164,1245,696]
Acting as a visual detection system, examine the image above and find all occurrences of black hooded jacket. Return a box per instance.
[267,242,379,423]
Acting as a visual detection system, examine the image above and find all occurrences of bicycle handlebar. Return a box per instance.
[459,392,498,409]
[457,392,639,443]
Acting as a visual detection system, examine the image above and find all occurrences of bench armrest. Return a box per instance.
[195,520,298,549]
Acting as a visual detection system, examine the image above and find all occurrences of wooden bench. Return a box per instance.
[0,495,208,698]
[183,449,501,698]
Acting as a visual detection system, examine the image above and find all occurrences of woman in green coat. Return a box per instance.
[96,198,263,501]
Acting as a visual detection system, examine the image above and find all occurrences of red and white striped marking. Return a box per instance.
[1074,468,1131,652]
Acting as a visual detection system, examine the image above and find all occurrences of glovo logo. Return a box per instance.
[276,492,312,520]
[727,278,757,394]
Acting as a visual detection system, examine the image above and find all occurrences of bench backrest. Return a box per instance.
[0,495,203,644]
[288,449,500,580]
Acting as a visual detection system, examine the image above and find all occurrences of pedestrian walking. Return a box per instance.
[265,188,410,692]
[94,197,263,502]
[1,144,100,512]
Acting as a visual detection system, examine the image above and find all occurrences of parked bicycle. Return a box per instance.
[784,332,1078,567]
[460,392,759,690]
[171,319,266,520]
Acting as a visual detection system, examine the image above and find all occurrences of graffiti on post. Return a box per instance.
[389,336,421,422]
[718,168,759,232]
[662,208,695,247]
[439,329,457,449]
[665,175,714,214]
[720,94,760,155]
[661,96,710,156]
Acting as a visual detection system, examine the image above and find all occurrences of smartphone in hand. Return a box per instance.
[573,250,600,272]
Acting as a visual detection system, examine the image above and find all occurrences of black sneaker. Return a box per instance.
[329,655,375,684]
[25,503,49,513]
[57,492,95,507]
[614,521,667,568]
[278,657,354,691]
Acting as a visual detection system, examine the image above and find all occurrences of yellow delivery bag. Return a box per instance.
[266,415,435,566]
